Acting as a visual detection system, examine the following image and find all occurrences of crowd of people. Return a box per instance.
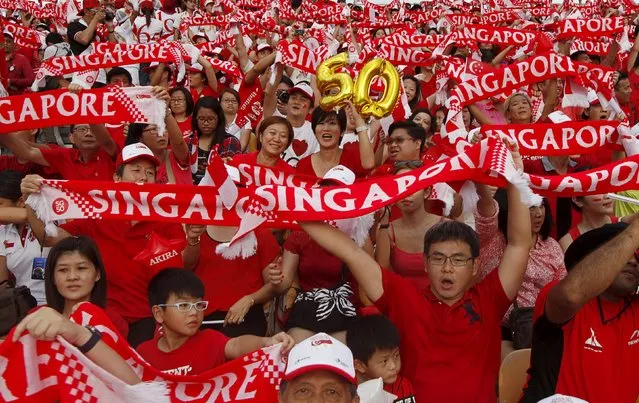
[1,0,639,401]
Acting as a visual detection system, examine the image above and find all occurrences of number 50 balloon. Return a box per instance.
[317,55,400,119]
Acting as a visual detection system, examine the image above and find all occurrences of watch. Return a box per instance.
[355,125,368,133]
[78,326,102,354]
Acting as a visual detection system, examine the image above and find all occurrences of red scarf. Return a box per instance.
[33,42,185,91]
[556,17,625,39]
[0,17,41,50]
[0,303,283,402]
[0,87,166,134]
[480,121,622,156]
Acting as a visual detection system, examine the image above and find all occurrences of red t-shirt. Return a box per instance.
[136,329,229,375]
[521,282,639,402]
[284,231,348,291]
[0,155,56,177]
[40,147,117,181]
[374,269,511,402]
[176,117,193,139]
[295,143,371,179]
[195,228,279,314]
[384,375,416,403]
[61,220,185,322]
[190,86,217,103]
[155,152,193,185]
[621,102,639,127]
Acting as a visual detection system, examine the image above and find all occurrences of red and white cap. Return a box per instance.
[284,333,356,384]
[81,0,100,12]
[187,62,204,72]
[288,82,314,101]
[587,89,600,106]
[116,143,160,167]
[256,43,273,52]
[319,165,356,186]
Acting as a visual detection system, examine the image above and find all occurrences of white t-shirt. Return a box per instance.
[156,9,178,39]
[226,116,251,140]
[133,16,163,43]
[0,225,50,305]
[280,120,319,167]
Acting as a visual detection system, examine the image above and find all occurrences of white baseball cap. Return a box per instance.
[284,333,356,384]
[319,165,356,186]
[257,43,273,52]
[116,142,160,167]
[288,82,315,101]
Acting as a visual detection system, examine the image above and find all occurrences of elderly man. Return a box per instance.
[280,333,359,403]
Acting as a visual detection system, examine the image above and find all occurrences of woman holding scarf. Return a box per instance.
[10,236,139,385]
[227,116,295,175]
[192,96,241,184]
[296,103,375,179]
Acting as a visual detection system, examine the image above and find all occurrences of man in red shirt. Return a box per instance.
[2,32,35,95]
[298,146,533,402]
[20,143,205,347]
[522,221,639,402]
[2,124,119,181]
[615,73,638,126]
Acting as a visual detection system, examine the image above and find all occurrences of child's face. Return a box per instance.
[358,348,401,385]
[154,293,205,338]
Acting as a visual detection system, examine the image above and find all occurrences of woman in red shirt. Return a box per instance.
[296,102,374,179]
[227,116,295,175]
[194,227,281,337]
[559,193,620,251]
[187,56,218,101]
[125,111,192,185]
[169,87,196,173]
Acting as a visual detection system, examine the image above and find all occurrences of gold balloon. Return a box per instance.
[353,59,400,119]
[317,52,354,110]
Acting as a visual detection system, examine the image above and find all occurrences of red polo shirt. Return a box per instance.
[40,147,117,181]
[521,282,639,403]
[374,269,510,402]
[60,219,185,323]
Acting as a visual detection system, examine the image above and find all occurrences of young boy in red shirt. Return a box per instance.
[346,315,416,403]
[137,268,294,375]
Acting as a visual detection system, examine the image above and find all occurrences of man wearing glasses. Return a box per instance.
[137,269,295,375]
[68,0,116,56]
[298,143,532,402]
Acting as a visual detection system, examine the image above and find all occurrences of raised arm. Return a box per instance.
[0,132,49,167]
[74,11,104,45]
[497,147,533,300]
[262,63,284,119]
[346,102,375,170]
[89,124,118,158]
[299,221,384,302]
[538,78,558,123]
[244,52,276,86]
[0,207,28,224]
[199,56,219,93]
[546,218,639,324]
[166,112,190,165]
[21,175,71,246]
[628,34,639,73]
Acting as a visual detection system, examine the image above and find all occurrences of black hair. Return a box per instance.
[106,67,132,85]
[409,108,434,136]
[311,107,347,134]
[424,221,480,258]
[169,86,194,116]
[346,315,400,363]
[0,170,24,202]
[125,124,150,146]
[570,50,589,62]
[280,75,294,88]
[45,32,64,45]
[219,87,241,104]
[402,75,421,110]
[388,120,426,152]
[148,268,205,307]
[45,236,107,313]
[615,72,629,91]
[495,188,553,241]
[192,96,228,146]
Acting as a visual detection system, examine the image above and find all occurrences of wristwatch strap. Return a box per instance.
[78,326,102,354]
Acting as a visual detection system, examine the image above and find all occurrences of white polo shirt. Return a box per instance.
[0,225,50,305]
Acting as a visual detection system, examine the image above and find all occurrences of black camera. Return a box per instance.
[277,90,290,104]
[104,7,116,21]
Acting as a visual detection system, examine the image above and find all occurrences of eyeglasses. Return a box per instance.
[73,126,90,133]
[221,98,238,105]
[385,136,416,146]
[170,98,186,104]
[197,116,217,123]
[143,126,159,133]
[427,254,474,267]
[157,301,209,312]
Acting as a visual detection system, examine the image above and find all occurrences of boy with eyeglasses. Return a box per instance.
[137,268,295,375]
